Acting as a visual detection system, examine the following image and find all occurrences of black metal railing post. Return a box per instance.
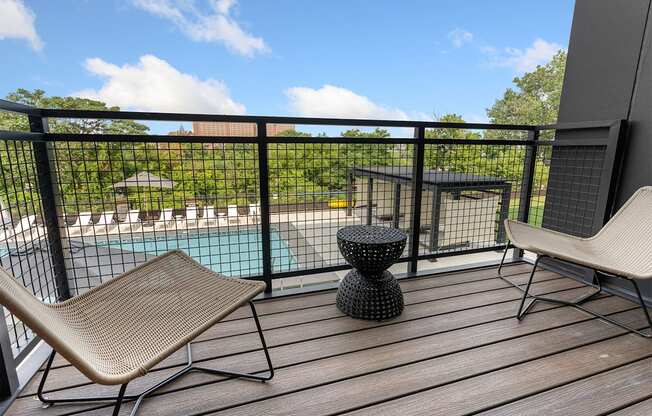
[514,129,539,259]
[346,169,354,216]
[0,312,18,410]
[408,126,426,274]
[366,178,373,225]
[257,122,273,293]
[392,183,401,229]
[29,115,71,300]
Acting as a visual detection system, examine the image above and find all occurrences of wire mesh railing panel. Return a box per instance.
[267,142,414,276]
[529,144,552,227]
[417,141,527,256]
[538,144,607,237]
[0,139,57,355]
[50,140,262,295]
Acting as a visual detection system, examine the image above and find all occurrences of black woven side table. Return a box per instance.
[336,225,407,320]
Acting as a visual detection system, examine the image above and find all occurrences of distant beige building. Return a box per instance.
[167,125,193,136]
[192,122,295,137]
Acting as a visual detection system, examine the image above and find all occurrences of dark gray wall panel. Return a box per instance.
[617,13,652,207]
[558,0,650,123]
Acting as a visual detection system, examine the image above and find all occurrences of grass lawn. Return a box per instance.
[508,198,545,227]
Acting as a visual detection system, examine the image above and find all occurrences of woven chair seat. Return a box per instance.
[505,186,652,280]
[0,250,265,385]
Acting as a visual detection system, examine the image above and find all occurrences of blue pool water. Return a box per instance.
[96,228,299,277]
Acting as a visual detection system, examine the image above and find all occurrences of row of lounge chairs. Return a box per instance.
[0,215,44,244]
[0,204,260,243]
[67,204,260,237]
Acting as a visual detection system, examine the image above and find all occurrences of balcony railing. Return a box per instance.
[0,99,626,401]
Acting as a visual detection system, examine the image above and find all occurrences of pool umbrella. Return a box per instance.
[111,171,176,190]
[0,199,11,228]
[111,172,176,211]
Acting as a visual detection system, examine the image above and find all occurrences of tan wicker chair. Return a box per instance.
[0,250,274,415]
[498,186,652,338]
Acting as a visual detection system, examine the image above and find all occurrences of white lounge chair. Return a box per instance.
[0,200,11,229]
[185,205,198,228]
[68,212,92,237]
[155,208,174,231]
[498,186,652,338]
[119,210,141,233]
[88,211,116,235]
[201,206,217,227]
[3,215,37,241]
[248,203,260,224]
[228,205,240,225]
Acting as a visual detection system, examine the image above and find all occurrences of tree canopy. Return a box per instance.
[486,50,566,140]
[0,50,566,215]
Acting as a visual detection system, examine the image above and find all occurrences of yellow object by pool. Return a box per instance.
[328,199,348,209]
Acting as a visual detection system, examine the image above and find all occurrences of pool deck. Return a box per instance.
[7,262,652,416]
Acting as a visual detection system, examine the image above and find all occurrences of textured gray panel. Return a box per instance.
[542,146,606,237]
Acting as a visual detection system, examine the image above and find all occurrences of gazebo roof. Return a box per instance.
[111,171,175,189]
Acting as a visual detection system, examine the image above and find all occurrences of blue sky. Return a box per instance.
[0,0,575,130]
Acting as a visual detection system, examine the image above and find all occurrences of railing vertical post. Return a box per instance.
[409,126,426,274]
[29,116,71,300]
[346,169,353,216]
[428,186,441,252]
[0,310,18,410]
[366,178,373,225]
[257,122,273,293]
[497,183,512,243]
[392,183,401,229]
[514,129,539,259]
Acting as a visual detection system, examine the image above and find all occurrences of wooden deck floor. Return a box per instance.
[7,262,652,416]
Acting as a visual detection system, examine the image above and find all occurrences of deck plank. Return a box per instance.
[119,298,640,416]
[477,356,652,416]
[9,286,619,416]
[610,398,652,416]
[33,269,564,391]
[8,263,650,416]
[342,336,652,416]
[17,271,571,398]
[45,264,540,369]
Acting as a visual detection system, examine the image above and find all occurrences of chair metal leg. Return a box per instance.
[192,301,275,381]
[500,252,652,338]
[112,384,128,416]
[629,279,652,338]
[497,244,510,276]
[516,256,541,320]
[38,350,134,406]
[36,300,276,415]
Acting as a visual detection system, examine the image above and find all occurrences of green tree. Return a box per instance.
[486,50,566,137]
[1,89,149,135]
[424,114,481,171]
[485,51,566,197]
[0,89,150,213]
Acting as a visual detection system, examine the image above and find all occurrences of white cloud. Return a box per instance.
[285,85,408,120]
[0,0,43,50]
[214,0,235,15]
[489,38,563,73]
[132,0,268,57]
[448,28,473,48]
[74,55,246,114]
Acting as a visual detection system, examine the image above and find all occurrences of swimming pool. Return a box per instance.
[96,228,299,277]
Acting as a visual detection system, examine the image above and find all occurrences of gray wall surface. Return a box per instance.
[558,0,650,124]
[556,0,652,300]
